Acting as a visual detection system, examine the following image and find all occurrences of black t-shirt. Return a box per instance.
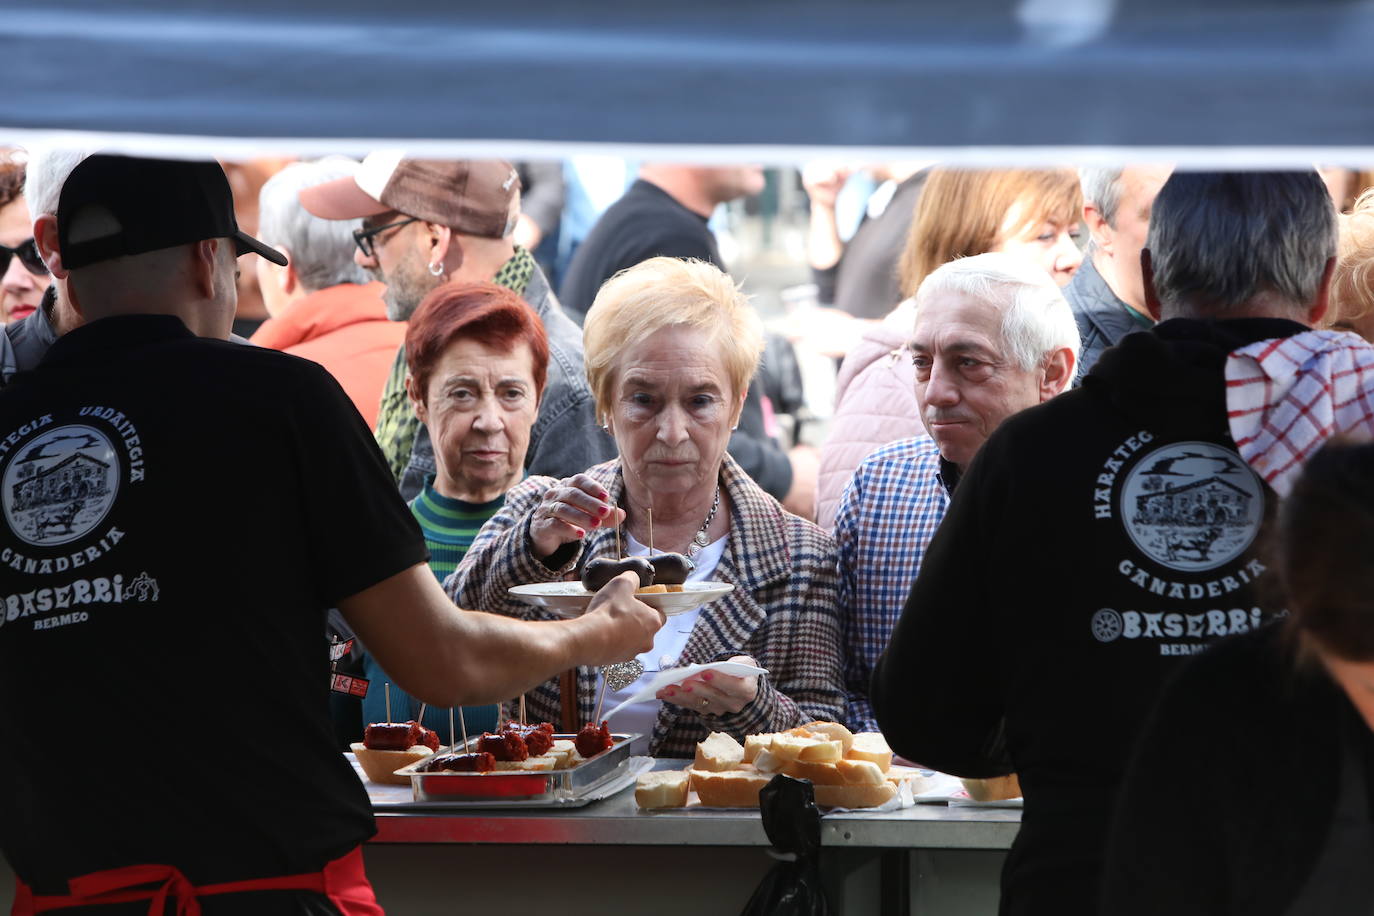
[558,179,722,322]
[813,171,926,320]
[0,315,427,891]
[872,317,1307,916]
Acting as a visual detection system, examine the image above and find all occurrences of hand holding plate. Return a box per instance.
[577,571,665,666]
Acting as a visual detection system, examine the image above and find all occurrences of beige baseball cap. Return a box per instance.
[299,152,520,239]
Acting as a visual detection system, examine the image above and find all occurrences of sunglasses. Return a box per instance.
[0,238,47,277]
[352,217,418,259]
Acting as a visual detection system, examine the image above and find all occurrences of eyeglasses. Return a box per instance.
[352,217,418,259]
[0,238,47,277]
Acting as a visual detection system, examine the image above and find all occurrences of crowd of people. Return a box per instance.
[3,147,1374,915]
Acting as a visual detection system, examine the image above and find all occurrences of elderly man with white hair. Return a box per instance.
[835,251,1079,736]
[249,158,403,428]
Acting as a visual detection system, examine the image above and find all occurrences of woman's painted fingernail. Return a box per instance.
[702,671,714,681]
[683,686,693,693]
[598,506,609,517]
[574,528,586,538]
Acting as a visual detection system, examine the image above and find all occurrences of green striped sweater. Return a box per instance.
[408,481,505,583]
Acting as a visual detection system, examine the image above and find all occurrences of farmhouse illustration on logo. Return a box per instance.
[1120,444,1264,573]
[3,427,120,547]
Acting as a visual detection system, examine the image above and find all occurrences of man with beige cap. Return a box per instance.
[301,154,613,500]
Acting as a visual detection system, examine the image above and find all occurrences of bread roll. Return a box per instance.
[494,755,559,771]
[846,733,893,772]
[743,733,775,764]
[351,743,430,786]
[770,734,843,763]
[812,781,898,809]
[834,758,886,786]
[548,739,577,768]
[801,721,855,754]
[635,770,690,808]
[780,759,847,785]
[636,584,669,594]
[961,774,1021,802]
[694,732,745,772]
[690,769,772,808]
[885,763,925,784]
[752,749,783,775]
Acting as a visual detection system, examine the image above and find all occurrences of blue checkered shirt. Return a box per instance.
[835,435,950,734]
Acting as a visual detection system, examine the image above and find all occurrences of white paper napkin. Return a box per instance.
[602,660,768,721]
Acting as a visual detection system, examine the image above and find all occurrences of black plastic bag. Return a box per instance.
[740,775,833,916]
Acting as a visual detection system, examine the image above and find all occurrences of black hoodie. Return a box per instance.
[872,317,1306,916]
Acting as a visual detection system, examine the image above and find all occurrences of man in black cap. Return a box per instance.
[0,154,662,914]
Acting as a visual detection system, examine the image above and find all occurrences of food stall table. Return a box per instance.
[0,764,1018,914]
[362,760,1020,915]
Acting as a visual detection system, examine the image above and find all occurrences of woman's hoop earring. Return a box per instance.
[428,261,444,277]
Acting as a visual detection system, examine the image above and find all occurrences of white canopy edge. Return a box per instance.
[2,128,1371,170]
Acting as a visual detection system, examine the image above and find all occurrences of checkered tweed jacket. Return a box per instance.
[445,453,844,757]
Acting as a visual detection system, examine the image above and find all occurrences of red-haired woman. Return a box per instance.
[360,280,549,736]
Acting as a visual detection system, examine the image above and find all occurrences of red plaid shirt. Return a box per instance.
[1225,329,1374,495]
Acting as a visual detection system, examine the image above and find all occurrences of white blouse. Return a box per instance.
[602,531,726,755]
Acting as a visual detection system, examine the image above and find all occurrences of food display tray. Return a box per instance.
[395,733,640,804]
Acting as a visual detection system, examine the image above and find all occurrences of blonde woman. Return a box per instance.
[1325,188,1374,342]
[449,257,843,756]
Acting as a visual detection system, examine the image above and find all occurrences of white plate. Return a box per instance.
[509,580,734,617]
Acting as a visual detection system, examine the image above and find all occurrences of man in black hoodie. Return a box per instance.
[872,171,1337,916]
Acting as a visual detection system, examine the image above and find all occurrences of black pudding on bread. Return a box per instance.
[581,556,654,592]
[646,552,694,585]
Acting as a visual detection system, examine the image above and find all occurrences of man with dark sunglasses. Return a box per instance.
[300,154,614,501]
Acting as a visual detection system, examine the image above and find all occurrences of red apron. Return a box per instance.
[10,846,382,916]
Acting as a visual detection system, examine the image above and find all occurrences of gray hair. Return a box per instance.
[1147,172,1337,319]
[25,149,91,217]
[1078,167,1124,225]
[915,251,1081,373]
[257,157,368,292]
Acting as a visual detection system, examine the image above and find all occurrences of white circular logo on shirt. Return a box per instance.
[1119,441,1264,572]
[1,424,121,547]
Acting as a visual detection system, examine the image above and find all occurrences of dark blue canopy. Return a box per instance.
[6,0,1374,152]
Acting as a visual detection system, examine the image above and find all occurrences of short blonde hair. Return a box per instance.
[583,257,764,425]
[1326,188,1374,340]
[899,168,1082,299]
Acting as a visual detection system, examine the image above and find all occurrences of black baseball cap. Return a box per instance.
[57,154,287,270]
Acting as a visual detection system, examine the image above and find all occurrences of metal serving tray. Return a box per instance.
[395,733,639,803]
